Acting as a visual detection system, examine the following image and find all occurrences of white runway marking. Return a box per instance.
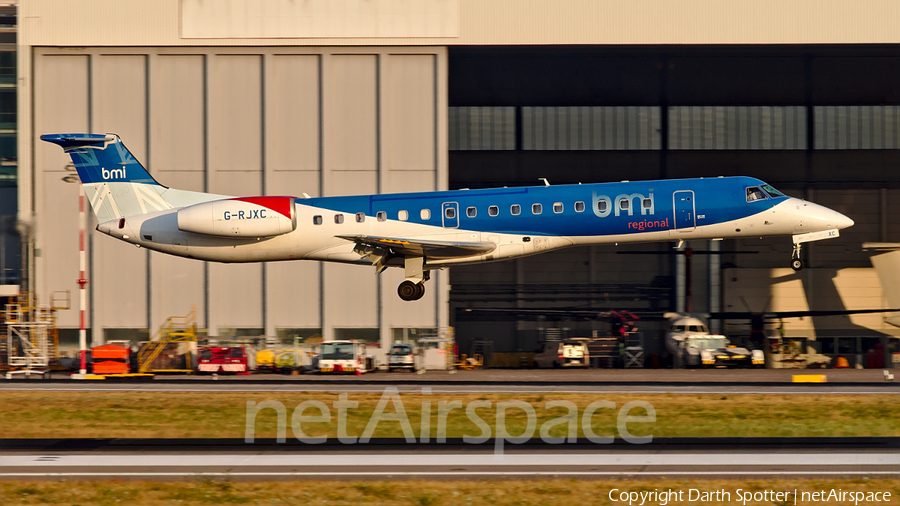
[2,453,898,467]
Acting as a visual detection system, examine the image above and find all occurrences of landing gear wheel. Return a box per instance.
[791,242,803,271]
[414,282,426,300]
[398,281,419,301]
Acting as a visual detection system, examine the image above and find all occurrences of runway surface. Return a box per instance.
[26,368,900,383]
[1,368,898,394]
[0,382,896,394]
[1,439,897,480]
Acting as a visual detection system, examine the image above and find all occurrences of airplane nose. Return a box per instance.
[789,199,854,231]
[835,211,854,229]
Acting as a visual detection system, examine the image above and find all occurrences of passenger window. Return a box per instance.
[510,204,521,216]
[313,215,323,225]
[445,207,456,219]
[334,214,344,224]
[398,210,408,221]
[746,187,768,202]
[532,203,542,215]
[466,207,476,218]
[575,201,585,212]
[597,201,607,212]
[553,202,563,214]
[420,209,431,220]
[642,198,652,209]
[488,205,499,217]
[376,211,387,222]
[356,212,365,223]
[619,199,629,210]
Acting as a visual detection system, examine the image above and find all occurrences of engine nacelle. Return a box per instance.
[177,196,297,238]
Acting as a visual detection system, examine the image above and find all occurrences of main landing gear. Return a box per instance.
[398,279,426,301]
[791,242,804,271]
[398,256,429,301]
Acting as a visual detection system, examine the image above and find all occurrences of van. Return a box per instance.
[388,343,416,371]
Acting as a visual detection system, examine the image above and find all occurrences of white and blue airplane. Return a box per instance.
[43,133,854,301]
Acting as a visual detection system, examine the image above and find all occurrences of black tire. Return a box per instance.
[414,282,426,300]
[398,280,418,301]
[791,258,803,271]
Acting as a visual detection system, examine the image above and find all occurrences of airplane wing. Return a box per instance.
[337,234,496,262]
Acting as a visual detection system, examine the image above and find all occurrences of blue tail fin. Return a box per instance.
[41,133,172,221]
[40,133,161,185]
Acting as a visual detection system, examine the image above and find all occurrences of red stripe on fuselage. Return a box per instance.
[231,196,295,219]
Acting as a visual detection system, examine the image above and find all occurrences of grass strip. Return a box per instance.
[0,392,897,439]
[2,478,899,506]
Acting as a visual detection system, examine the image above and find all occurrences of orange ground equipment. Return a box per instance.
[91,343,130,374]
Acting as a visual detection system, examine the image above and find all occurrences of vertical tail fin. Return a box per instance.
[41,133,172,222]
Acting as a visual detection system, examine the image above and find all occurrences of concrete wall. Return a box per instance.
[29,47,448,346]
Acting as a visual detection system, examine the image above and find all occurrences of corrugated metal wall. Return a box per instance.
[20,0,900,47]
[31,47,448,346]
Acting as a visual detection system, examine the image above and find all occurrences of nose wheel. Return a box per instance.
[791,243,804,271]
[398,280,426,301]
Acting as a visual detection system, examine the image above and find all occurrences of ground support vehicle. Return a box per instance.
[91,341,132,374]
[197,346,251,374]
[679,335,764,368]
[317,340,377,374]
[533,340,589,368]
[387,343,418,372]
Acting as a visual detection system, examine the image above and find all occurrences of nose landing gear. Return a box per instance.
[791,242,804,271]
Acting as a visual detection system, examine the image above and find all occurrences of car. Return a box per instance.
[679,335,764,368]
[388,344,416,372]
[533,340,589,368]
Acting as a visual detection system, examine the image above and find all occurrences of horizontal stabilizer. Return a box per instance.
[40,133,115,149]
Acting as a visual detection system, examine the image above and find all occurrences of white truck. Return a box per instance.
[533,340,589,368]
[317,340,377,374]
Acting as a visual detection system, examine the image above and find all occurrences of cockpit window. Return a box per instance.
[761,184,785,198]
[746,186,768,202]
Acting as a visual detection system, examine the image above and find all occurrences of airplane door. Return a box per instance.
[673,191,695,231]
[442,202,459,228]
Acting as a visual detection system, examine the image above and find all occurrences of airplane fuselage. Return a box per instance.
[102,176,851,268]
[42,133,855,301]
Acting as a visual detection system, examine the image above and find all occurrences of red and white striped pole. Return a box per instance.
[77,183,87,375]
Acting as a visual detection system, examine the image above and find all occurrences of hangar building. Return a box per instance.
[17,0,900,365]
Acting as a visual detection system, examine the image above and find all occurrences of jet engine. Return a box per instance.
[177,196,297,237]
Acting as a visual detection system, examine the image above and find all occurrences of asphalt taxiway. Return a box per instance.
[1,439,897,480]
[0,368,897,394]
